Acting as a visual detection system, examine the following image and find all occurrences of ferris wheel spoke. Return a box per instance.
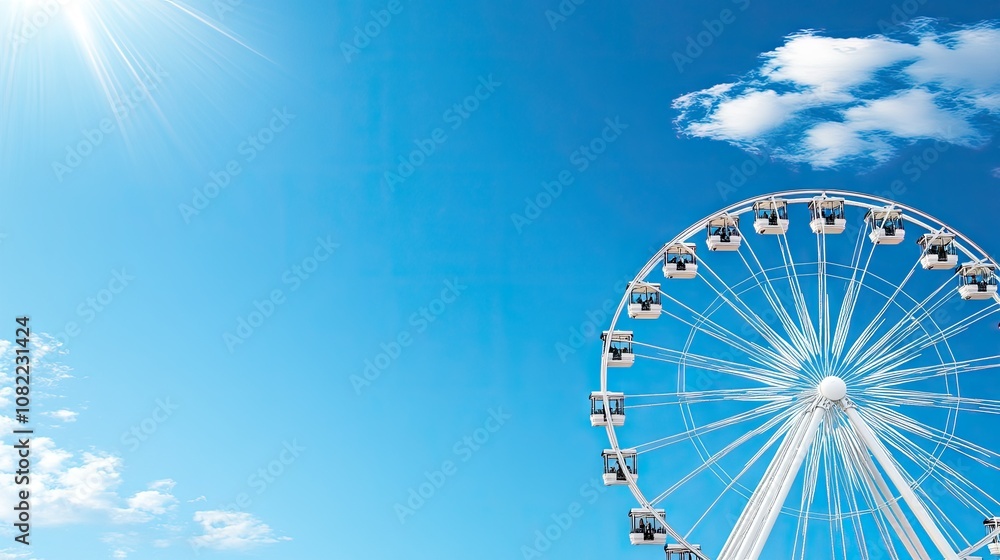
[876,355,1000,388]
[831,223,880,364]
[840,274,955,378]
[656,289,804,379]
[817,224,834,375]
[776,230,822,359]
[855,303,1000,385]
[628,387,792,407]
[634,341,801,387]
[837,257,935,373]
[862,402,1000,475]
[634,400,793,454]
[863,385,1000,415]
[735,235,817,362]
[832,427,885,560]
[867,411,995,515]
[696,256,810,372]
[648,409,793,507]
[684,408,802,550]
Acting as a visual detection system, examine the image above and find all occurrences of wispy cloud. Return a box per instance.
[673,19,1000,168]
[190,511,290,551]
[0,436,179,527]
[43,410,78,423]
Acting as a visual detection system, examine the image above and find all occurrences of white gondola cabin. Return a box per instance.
[985,517,1000,555]
[917,232,959,270]
[957,263,998,301]
[601,330,635,367]
[753,199,789,235]
[629,508,667,545]
[865,208,906,245]
[663,243,698,279]
[808,197,846,234]
[601,448,637,486]
[706,215,742,251]
[629,282,662,319]
[665,544,702,559]
[590,391,625,427]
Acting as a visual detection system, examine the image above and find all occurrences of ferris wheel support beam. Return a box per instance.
[720,403,826,560]
[853,436,932,560]
[718,410,807,560]
[843,402,959,560]
[743,404,826,560]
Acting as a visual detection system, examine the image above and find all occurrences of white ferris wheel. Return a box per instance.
[592,190,1000,560]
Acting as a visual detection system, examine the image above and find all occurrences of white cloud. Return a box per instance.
[0,438,178,527]
[148,479,176,491]
[673,20,1000,168]
[43,410,78,423]
[190,511,290,551]
[761,34,917,91]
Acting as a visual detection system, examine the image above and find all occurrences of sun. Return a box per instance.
[2,0,264,129]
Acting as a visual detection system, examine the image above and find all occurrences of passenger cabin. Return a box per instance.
[985,517,1000,555]
[753,199,789,235]
[665,544,702,559]
[629,282,662,319]
[601,448,637,486]
[590,392,625,427]
[957,263,998,301]
[706,215,742,251]
[865,208,906,245]
[808,197,847,234]
[629,508,667,545]
[663,243,698,279]
[917,232,959,270]
[601,330,635,367]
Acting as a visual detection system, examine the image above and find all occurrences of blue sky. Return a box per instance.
[0,0,999,559]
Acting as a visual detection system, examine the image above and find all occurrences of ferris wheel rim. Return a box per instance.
[598,189,1000,560]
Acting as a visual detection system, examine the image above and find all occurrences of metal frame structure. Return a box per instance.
[594,190,1000,559]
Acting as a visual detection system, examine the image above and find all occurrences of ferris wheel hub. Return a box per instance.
[818,376,848,402]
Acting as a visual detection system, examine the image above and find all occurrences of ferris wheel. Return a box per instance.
[591,190,1000,560]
